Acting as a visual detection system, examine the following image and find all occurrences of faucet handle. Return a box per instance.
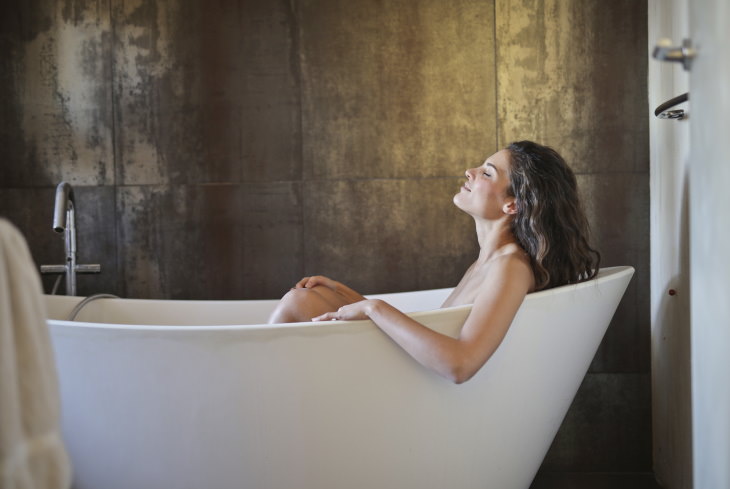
[41,264,100,274]
[40,264,66,274]
[75,264,101,274]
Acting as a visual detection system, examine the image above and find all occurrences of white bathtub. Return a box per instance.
[45,266,634,489]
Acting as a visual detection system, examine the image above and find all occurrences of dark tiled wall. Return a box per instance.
[0,0,649,474]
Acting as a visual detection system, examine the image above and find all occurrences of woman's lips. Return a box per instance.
[462,183,471,192]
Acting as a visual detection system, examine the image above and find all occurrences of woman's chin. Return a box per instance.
[453,194,468,211]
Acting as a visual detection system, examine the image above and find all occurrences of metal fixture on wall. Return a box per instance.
[40,182,101,296]
[655,92,689,120]
[652,38,696,71]
[652,38,695,120]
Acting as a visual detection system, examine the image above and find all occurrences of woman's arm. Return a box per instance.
[313,257,533,383]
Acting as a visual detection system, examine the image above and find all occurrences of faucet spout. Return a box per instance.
[53,182,75,233]
[41,181,100,296]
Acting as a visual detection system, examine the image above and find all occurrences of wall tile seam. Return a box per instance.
[289,0,306,283]
[300,176,465,182]
[107,0,121,299]
[0,181,457,191]
[0,182,305,189]
[78,178,474,186]
[0,185,116,191]
[492,0,500,153]
[0,170,650,190]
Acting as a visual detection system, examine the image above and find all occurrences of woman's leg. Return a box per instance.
[267,285,355,324]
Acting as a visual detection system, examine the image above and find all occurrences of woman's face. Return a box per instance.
[453,149,516,220]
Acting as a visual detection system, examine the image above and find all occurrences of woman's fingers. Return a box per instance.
[313,305,347,321]
[295,276,328,288]
[312,311,338,321]
[312,301,371,322]
[302,275,338,290]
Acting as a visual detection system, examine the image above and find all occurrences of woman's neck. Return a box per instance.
[474,218,518,263]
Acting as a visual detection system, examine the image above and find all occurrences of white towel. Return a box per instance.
[0,219,71,489]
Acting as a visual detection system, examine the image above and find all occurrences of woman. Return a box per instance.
[268,140,600,383]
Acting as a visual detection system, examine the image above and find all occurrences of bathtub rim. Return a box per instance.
[46,265,633,331]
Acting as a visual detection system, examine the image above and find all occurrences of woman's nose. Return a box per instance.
[465,169,473,179]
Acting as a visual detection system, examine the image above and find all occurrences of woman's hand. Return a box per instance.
[311,299,382,322]
[294,275,338,290]
[294,276,366,303]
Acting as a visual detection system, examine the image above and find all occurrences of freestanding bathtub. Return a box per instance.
[45,266,633,489]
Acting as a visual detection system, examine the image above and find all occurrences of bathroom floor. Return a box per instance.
[530,472,663,489]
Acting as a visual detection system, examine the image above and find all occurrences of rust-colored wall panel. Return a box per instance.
[303,178,478,295]
[117,182,302,299]
[112,0,300,185]
[542,373,652,471]
[0,0,113,187]
[496,0,648,174]
[300,0,497,180]
[0,186,118,296]
[578,172,651,374]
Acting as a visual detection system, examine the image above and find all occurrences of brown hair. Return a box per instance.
[506,140,600,290]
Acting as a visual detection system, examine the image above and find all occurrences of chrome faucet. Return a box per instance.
[40,182,101,295]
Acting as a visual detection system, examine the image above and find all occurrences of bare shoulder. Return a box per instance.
[478,249,535,296]
[456,250,535,360]
[443,246,534,308]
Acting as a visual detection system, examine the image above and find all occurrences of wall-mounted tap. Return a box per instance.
[40,182,101,296]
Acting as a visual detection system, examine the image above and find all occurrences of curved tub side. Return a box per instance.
[484,265,635,488]
[49,267,633,489]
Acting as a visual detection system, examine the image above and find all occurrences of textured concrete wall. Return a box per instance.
[0,0,118,295]
[1,0,490,299]
[0,0,649,475]
[298,0,494,293]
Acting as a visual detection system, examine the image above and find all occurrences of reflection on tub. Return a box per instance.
[46,266,633,489]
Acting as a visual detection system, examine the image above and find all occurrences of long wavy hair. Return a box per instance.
[506,140,600,290]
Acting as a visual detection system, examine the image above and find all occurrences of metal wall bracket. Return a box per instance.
[652,38,696,71]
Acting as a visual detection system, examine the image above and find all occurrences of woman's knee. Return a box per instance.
[268,288,331,323]
[281,287,321,308]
